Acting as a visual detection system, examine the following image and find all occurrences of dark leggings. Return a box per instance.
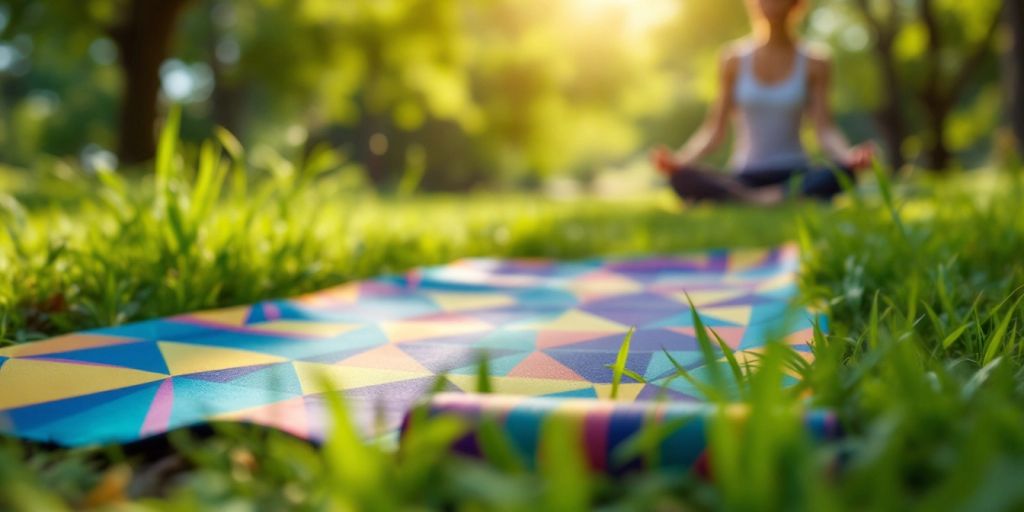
[668,164,855,203]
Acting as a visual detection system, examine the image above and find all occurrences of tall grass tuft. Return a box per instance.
[1,124,1024,509]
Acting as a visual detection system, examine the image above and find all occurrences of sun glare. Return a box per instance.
[567,0,680,37]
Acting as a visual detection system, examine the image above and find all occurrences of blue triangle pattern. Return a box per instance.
[19,381,162,445]
[0,247,820,448]
[228,362,304,395]
[8,382,160,433]
[28,341,169,374]
[169,377,297,427]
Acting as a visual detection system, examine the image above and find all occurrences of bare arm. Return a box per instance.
[652,50,738,173]
[807,54,874,169]
[671,52,738,165]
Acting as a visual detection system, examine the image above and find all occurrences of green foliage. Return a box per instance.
[2,128,1024,510]
[609,327,635,400]
[812,0,1005,165]
[3,0,1007,186]
[0,0,681,186]
[0,132,803,343]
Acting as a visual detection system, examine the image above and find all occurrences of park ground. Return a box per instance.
[1,135,1024,510]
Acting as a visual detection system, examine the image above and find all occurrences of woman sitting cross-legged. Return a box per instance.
[651,0,876,205]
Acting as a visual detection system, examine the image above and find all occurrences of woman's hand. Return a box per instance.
[650,145,687,176]
[844,142,876,171]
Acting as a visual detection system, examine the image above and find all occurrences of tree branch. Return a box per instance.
[884,0,901,40]
[945,3,1004,105]
[918,0,943,108]
[852,0,892,43]
[852,0,908,169]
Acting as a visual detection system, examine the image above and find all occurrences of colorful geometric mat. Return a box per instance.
[406,393,839,473]
[0,245,820,447]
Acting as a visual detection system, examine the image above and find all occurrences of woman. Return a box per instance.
[651,0,876,204]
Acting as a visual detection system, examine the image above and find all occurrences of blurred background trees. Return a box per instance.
[1006,0,1024,157]
[844,0,1004,170]
[0,0,1017,188]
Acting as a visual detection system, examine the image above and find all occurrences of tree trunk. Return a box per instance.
[871,33,908,171]
[921,0,1002,171]
[852,0,908,171]
[1008,0,1024,156]
[210,69,245,137]
[923,103,952,171]
[112,0,192,166]
[856,0,999,172]
[207,2,244,136]
[917,0,952,171]
[875,82,908,170]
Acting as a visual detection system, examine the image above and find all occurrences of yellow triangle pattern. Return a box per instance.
[293,361,433,394]
[670,290,750,307]
[336,344,430,373]
[513,309,629,333]
[549,398,612,414]
[429,292,516,312]
[158,341,287,375]
[728,249,770,272]
[248,320,362,337]
[755,272,795,293]
[0,359,166,410]
[727,348,814,378]
[593,383,645,401]
[445,374,593,396]
[565,273,644,301]
[380,319,492,343]
[295,283,359,306]
[699,306,752,325]
[187,305,251,327]
[0,333,136,358]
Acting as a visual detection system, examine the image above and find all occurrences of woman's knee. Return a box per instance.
[799,165,854,200]
[669,167,732,202]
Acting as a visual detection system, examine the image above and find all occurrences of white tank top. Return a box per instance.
[729,43,809,173]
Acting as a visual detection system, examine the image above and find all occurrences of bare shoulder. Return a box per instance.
[802,41,833,78]
[718,40,747,76]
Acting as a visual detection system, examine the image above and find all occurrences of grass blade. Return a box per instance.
[610,327,635,400]
[983,295,1023,365]
[710,326,745,392]
[476,352,493,394]
[662,349,719,401]
[941,323,972,350]
[684,293,728,396]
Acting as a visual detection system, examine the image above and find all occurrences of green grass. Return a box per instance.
[2,125,1024,510]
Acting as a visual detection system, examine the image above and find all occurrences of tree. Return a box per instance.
[1006,0,1024,157]
[110,0,194,164]
[851,0,1002,171]
[850,0,909,170]
[0,0,197,165]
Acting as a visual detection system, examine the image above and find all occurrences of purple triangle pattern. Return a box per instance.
[0,245,820,447]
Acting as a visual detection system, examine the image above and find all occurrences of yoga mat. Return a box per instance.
[402,393,840,474]
[0,245,821,447]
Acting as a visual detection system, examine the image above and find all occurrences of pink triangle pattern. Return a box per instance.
[0,245,820,447]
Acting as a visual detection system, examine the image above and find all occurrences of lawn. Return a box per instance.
[2,131,1024,510]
